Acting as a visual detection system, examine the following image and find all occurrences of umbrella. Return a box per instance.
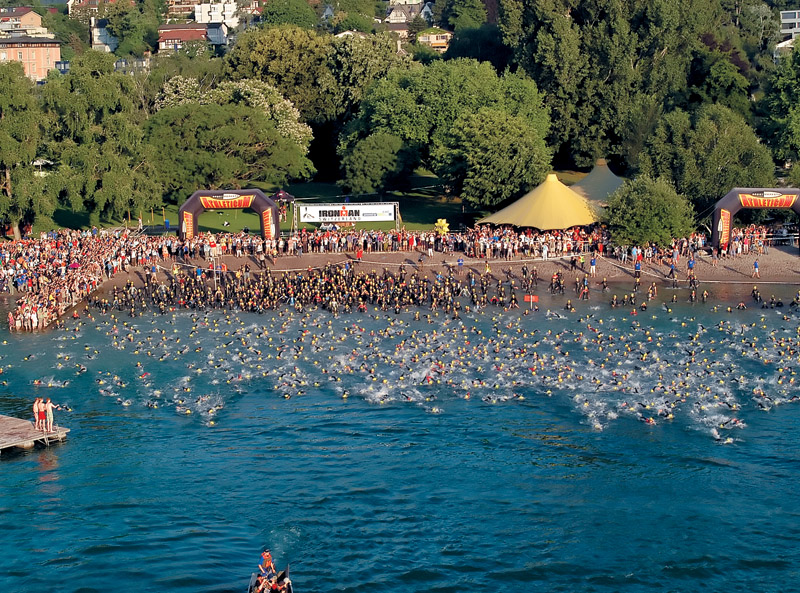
[69,262,80,269]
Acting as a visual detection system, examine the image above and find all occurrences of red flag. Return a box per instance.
[523,295,539,303]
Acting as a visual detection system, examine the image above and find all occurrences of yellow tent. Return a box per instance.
[479,173,597,230]
[571,158,624,205]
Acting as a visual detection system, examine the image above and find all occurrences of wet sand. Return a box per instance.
[97,244,800,296]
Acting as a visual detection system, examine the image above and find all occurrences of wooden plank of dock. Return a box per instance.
[0,414,70,453]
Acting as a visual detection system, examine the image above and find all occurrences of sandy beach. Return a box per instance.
[97,243,800,294]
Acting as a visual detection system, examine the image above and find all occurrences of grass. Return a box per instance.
[31,168,579,236]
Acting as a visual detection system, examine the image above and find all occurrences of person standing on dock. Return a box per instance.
[45,398,60,433]
[36,398,46,431]
[33,397,42,430]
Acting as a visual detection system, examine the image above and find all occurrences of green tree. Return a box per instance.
[260,0,318,29]
[766,43,800,161]
[145,103,314,201]
[447,0,487,32]
[606,176,696,246]
[444,24,513,71]
[407,15,428,42]
[40,8,90,60]
[225,25,336,123]
[0,63,51,239]
[688,50,752,120]
[328,32,409,121]
[155,76,313,152]
[104,0,160,57]
[41,52,161,225]
[339,132,411,194]
[497,0,722,167]
[639,105,774,215]
[432,107,551,207]
[334,13,374,34]
[340,59,550,191]
[133,52,225,115]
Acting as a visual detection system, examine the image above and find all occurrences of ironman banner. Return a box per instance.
[298,203,398,223]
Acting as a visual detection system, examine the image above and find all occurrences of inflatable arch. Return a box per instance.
[178,189,284,241]
[711,188,800,251]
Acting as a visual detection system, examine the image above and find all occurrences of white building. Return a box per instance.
[194,2,239,29]
[90,17,118,53]
[781,10,800,39]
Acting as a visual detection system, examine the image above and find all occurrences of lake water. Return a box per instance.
[2,291,800,593]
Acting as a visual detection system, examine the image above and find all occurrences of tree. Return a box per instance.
[687,50,752,120]
[340,59,550,193]
[407,15,428,42]
[41,7,90,60]
[333,13,374,34]
[225,26,337,123]
[133,52,226,115]
[260,0,318,29]
[103,0,160,57]
[41,52,162,225]
[444,24,513,71]
[432,107,551,207]
[339,132,412,194]
[766,43,800,161]
[639,105,774,215]
[606,176,696,246]
[497,0,723,167]
[327,32,409,122]
[446,0,487,32]
[155,76,313,152]
[145,103,314,201]
[0,63,51,239]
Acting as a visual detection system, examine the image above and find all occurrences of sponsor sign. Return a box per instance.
[262,209,274,240]
[718,209,731,246]
[182,211,194,240]
[738,193,798,209]
[199,194,256,210]
[299,203,397,223]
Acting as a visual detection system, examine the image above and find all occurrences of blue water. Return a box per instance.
[2,295,800,593]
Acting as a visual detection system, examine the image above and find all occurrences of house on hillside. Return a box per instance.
[0,35,61,81]
[417,27,453,53]
[89,17,118,52]
[194,2,239,29]
[158,23,207,52]
[166,0,197,18]
[206,22,228,45]
[386,1,423,25]
[420,2,434,24]
[0,7,42,29]
[781,9,800,39]
[67,0,127,18]
[385,1,427,37]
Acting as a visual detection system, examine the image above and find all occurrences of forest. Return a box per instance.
[1,0,800,239]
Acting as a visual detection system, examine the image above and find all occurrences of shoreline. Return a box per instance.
[64,246,800,322]
[94,245,800,292]
[11,242,798,333]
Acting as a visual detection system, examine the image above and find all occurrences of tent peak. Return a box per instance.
[545,173,559,181]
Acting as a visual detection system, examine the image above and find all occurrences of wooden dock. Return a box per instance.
[0,414,70,454]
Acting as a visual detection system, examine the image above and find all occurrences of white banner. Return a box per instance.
[298,203,397,223]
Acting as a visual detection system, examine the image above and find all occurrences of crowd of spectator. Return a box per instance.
[0,222,781,331]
